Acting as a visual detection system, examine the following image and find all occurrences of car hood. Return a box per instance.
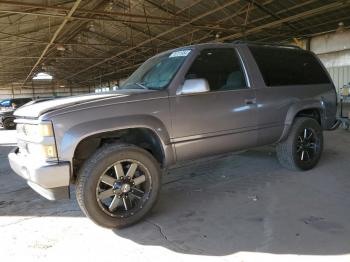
[14,90,149,118]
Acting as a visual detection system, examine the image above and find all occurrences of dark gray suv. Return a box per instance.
[9,42,337,228]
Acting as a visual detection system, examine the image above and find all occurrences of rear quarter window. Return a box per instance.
[249,46,330,86]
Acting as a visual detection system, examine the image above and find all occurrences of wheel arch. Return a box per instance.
[2,116,16,129]
[278,102,324,143]
[54,115,175,180]
[73,127,169,180]
[2,116,16,122]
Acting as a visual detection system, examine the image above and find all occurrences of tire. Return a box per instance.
[3,118,16,130]
[276,117,323,171]
[76,143,162,228]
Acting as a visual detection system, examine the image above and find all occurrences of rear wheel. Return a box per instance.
[276,117,323,171]
[76,143,161,228]
[3,118,16,130]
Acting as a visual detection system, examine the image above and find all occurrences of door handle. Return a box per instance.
[244,98,256,105]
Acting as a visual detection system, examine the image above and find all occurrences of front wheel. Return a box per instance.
[76,143,162,228]
[276,117,323,171]
[3,118,16,130]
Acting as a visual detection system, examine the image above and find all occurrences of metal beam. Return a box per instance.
[0,56,109,59]
[21,0,82,87]
[192,0,318,44]
[79,0,348,85]
[0,1,183,22]
[0,9,182,26]
[41,0,110,70]
[65,0,241,80]
[0,9,247,29]
[244,0,298,31]
[0,0,78,20]
[217,1,349,42]
[71,0,266,82]
[73,1,255,82]
[0,39,159,48]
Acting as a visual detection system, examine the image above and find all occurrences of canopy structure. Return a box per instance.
[0,0,349,90]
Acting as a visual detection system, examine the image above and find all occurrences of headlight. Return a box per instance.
[17,122,54,142]
[27,143,57,160]
[16,121,58,161]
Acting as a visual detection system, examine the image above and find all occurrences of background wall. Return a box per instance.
[309,30,350,94]
[0,81,91,99]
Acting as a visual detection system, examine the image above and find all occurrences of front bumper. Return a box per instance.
[8,147,71,200]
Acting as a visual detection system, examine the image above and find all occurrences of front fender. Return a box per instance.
[56,114,173,164]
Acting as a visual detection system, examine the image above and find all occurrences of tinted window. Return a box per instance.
[186,48,246,91]
[18,98,32,106]
[249,46,330,86]
[0,100,11,107]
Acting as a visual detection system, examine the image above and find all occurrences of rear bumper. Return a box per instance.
[8,147,71,200]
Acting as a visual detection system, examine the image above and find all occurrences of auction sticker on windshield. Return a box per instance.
[169,50,191,58]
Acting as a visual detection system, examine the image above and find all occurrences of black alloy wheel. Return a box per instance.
[76,143,161,228]
[96,159,152,218]
[295,127,321,164]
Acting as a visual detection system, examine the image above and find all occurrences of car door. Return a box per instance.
[170,47,258,162]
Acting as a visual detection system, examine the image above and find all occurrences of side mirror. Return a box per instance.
[176,78,210,95]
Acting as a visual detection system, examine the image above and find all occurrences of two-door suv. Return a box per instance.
[9,42,337,228]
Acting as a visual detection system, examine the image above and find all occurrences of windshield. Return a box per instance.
[121,49,191,90]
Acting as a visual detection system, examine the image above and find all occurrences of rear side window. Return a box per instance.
[249,46,330,86]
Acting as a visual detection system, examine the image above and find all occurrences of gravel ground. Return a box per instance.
[0,127,350,262]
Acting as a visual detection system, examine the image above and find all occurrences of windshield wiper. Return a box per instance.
[121,82,159,90]
[135,82,148,89]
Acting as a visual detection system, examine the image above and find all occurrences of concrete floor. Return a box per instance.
[1,127,350,262]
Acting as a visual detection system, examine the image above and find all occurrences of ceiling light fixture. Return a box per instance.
[33,72,53,80]
[56,44,66,51]
[337,22,346,33]
[88,22,95,32]
[105,1,114,12]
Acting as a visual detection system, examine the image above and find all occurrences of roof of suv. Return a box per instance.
[162,41,305,56]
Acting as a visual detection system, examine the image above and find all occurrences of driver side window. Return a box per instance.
[186,48,247,91]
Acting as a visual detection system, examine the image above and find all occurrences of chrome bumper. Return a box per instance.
[8,147,70,200]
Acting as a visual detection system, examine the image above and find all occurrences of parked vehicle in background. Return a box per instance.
[0,97,58,130]
[0,98,33,109]
[8,42,337,228]
[0,98,32,129]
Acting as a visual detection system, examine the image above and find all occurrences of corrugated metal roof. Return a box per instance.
[0,0,349,89]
